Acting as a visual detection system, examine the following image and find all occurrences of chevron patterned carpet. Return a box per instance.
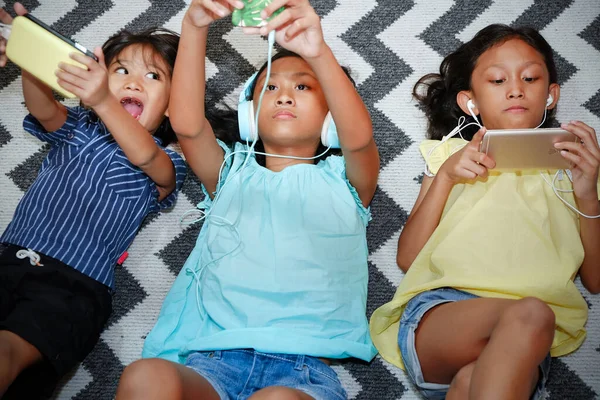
[0,1,599,399]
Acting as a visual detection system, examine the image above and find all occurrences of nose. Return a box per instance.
[276,89,294,106]
[507,80,524,99]
[124,77,142,92]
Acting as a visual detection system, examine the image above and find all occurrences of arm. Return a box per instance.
[305,47,379,207]
[396,128,495,272]
[577,199,600,294]
[0,4,66,132]
[263,0,378,206]
[169,14,225,196]
[56,49,176,200]
[555,121,600,293]
[168,0,245,196]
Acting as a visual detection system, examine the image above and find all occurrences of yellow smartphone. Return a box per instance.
[6,14,97,99]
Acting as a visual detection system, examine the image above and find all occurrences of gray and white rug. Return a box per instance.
[0,0,599,399]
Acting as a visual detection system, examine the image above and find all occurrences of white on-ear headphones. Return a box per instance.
[238,73,341,149]
[546,95,553,107]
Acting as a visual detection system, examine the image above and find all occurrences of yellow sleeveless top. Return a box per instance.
[370,138,597,369]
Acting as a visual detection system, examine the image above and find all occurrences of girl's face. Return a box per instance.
[460,38,559,130]
[107,44,172,133]
[253,57,329,148]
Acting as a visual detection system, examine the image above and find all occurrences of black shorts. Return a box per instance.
[0,244,112,397]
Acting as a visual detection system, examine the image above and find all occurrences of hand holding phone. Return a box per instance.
[5,12,97,98]
[480,128,580,171]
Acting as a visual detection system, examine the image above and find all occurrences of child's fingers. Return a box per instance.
[58,62,89,79]
[0,8,13,24]
[262,7,294,33]
[242,26,261,35]
[468,127,487,150]
[283,14,317,41]
[556,142,599,172]
[202,0,232,18]
[261,0,289,19]
[567,121,599,148]
[476,152,496,170]
[69,52,96,70]
[55,69,86,90]
[225,0,245,9]
[14,2,28,16]
[94,47,106,68]
[56,78,83,98]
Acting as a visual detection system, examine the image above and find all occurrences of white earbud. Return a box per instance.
[546,95,553,107]
[467,99,475,112]
[466,99,482,127]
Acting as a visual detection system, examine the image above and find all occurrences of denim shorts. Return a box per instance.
[184,349,347,400]
[397,288,551,400]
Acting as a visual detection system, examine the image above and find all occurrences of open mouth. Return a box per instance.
[121,97,144,120]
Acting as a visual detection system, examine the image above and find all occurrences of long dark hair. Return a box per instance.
[208,49,355,166]
[102,27,180,146]
[413,24,558,140]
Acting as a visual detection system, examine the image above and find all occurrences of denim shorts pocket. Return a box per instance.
[304,363,346,400]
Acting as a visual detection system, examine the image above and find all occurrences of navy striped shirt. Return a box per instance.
[1,107,187,287]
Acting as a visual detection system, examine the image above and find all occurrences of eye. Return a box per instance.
[146,72,160,80]
[491,78,505,84]
[115,67,128,75]
[523,77,538,82]
[267,84,277,91]
[296,84,309,90]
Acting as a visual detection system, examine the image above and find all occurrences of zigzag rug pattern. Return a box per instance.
[0,0,599,398]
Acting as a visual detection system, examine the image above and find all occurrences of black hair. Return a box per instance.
[413,24,558,140]
[208,49,356,166]
[102,27,180,146]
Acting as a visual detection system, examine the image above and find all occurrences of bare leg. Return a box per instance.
[115,358,220,400]
[0,330,43,396]
[249,386,315,400]
[415,297,554,400]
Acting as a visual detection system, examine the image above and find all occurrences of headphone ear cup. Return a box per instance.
[546,95,553,107]
[238,99,256,142]
[321,112,340,149]
[238,72,259,142]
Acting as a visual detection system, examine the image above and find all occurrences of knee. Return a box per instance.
[117,358,183,400]
[249,386,312,400]
[502,297,555,343]
[449,363,475,398]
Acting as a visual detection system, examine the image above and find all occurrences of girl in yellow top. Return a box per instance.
[370,24,600,400]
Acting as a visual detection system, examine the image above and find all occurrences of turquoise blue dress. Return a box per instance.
[143,141,377,363]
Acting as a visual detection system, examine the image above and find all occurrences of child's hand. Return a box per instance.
[555,121,600,201]
[438,128,496,183]
[256,0,326,59]
[0,2,28,67]
[186,0,244,28]
[56,47,111,107]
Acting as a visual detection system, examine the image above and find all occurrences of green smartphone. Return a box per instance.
[232,0,284,27]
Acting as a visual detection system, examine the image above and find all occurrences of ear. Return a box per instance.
[546,83,560,110]
[457,90,477,116]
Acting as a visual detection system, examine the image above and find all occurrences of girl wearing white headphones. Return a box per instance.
[371,24,600,400]
[116,1,380,399]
